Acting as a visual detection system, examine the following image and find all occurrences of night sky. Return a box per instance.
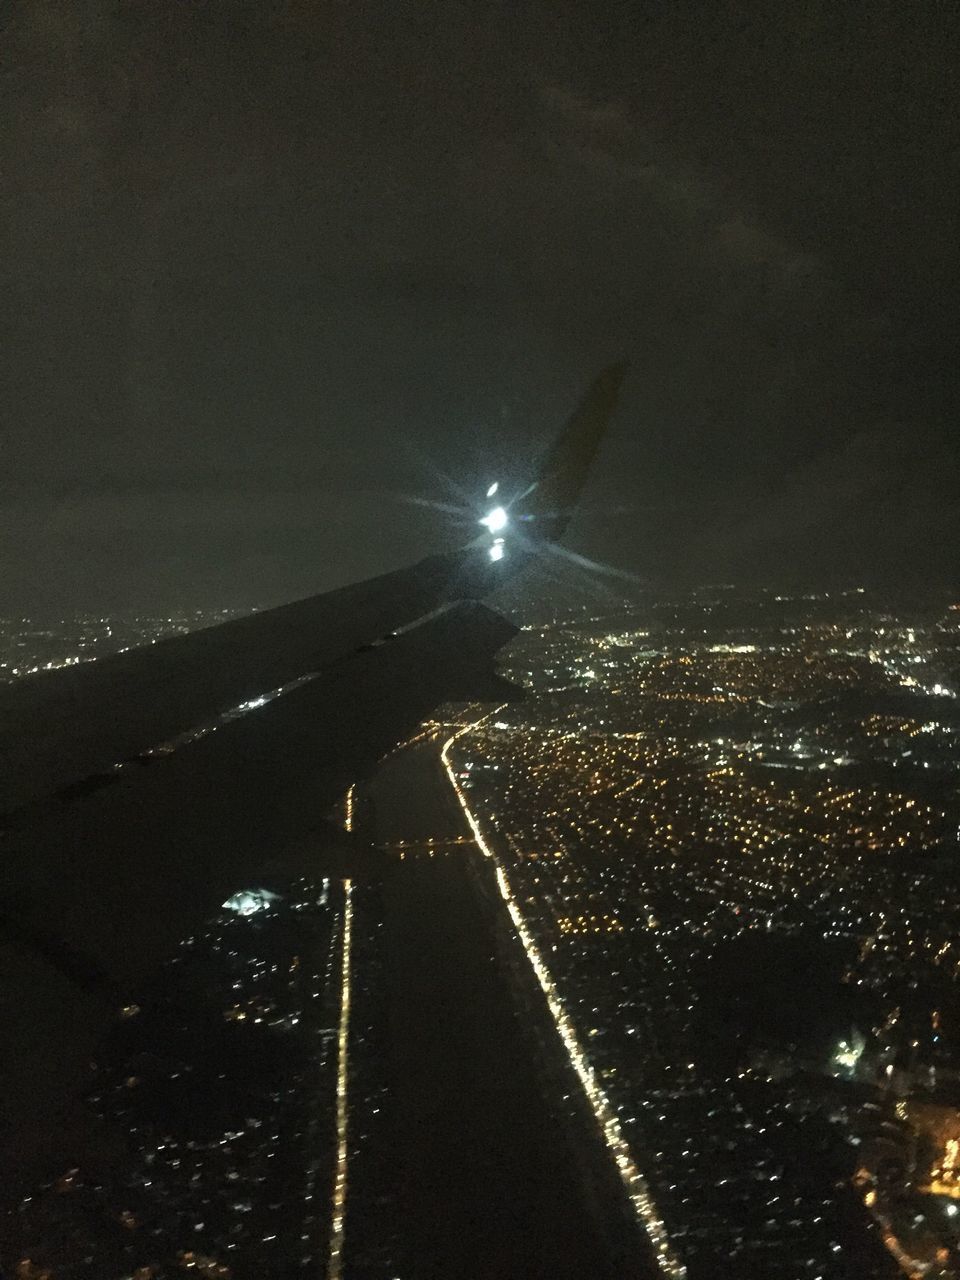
[3,0,957,613]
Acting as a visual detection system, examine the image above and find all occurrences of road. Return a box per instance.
[359,735,626,1279]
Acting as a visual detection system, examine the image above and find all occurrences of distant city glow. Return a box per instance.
[480,505,508,534]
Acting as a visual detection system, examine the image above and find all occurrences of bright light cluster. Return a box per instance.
[480,485,508,560]
[221,888,280,916]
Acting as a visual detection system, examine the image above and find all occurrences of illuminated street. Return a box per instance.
[357,732,645,1279]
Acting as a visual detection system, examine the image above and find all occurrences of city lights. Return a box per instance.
[442,717,686,1279]
[437,590,959,1277]
[6,589,959,1278]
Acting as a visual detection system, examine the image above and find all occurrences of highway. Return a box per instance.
[356,732,642,1279]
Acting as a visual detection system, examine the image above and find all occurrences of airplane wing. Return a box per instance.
[0,364,626,1182]
[522,362,628,542]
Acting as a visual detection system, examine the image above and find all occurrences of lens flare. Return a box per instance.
[480,505,508,534]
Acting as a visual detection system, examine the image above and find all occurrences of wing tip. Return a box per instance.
[524,360,628,534]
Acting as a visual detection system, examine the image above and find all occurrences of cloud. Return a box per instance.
[707,423,960,582]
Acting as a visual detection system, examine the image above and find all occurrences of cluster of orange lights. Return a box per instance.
[556,913,625,935]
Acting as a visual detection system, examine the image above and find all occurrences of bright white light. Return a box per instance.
[947,1204,958,1217]
[832,1033,865,1075]
[836,1044,859,1069]
[489,542,505,562]
[486,481,499,498]
[480,505,508,534]
[222,888,280,916]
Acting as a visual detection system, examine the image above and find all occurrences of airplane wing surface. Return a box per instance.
[0,363,626,1182]
[0,550,478,816]
[0,592,517,1177]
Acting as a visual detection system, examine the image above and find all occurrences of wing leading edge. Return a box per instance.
[0,601,518,1183]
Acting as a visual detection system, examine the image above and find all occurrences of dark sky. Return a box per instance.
[2,0,958,612]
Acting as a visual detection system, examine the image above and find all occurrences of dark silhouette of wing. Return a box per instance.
[0,366,624,1183]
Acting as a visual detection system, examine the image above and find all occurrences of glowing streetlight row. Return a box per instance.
[441,719,686,1279]
[327,879,354,1280]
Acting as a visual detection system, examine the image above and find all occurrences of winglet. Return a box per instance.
[520,361,628,541]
